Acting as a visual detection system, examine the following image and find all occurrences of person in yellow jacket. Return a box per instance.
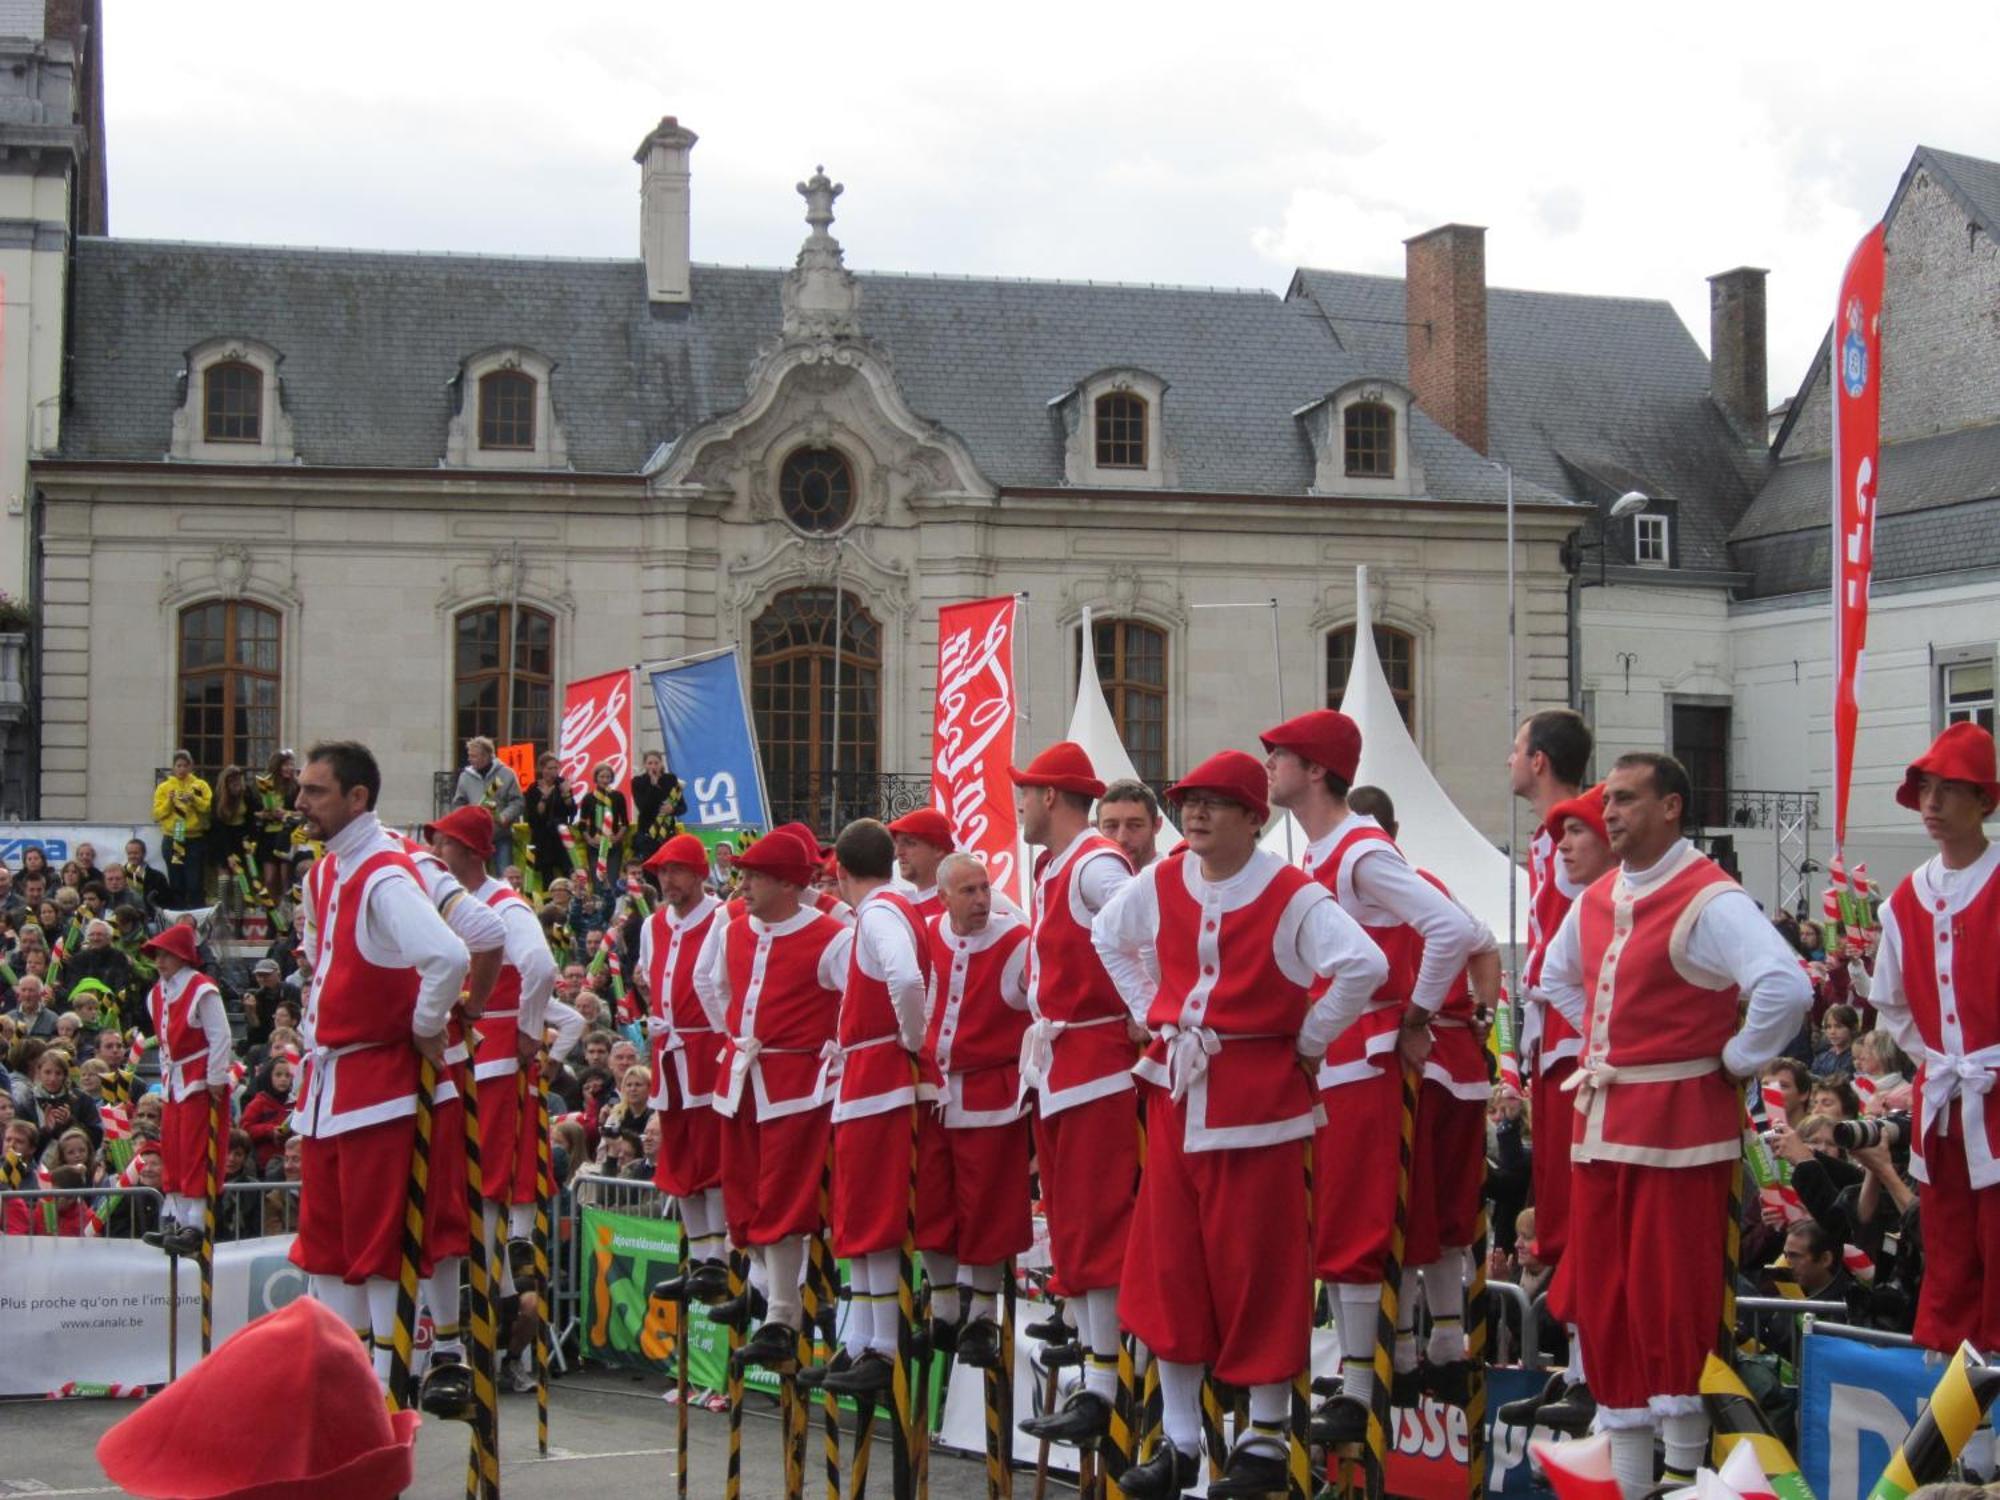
[151,749,213,909]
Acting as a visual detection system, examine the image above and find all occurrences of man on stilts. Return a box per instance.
[1093,751,1389,1496]
[1260,710,1485,1441]
[889,809,956,922]
[288,740,473,1392]
[1009,742,1141,1452]
[141,925,231,1256]
[919,850,1035,1371]
[696,829,853,1369]
[818,817,933,1396]
[1502,709,1597,1431]
[426,805,559,1396]
[637,834,730,1306]
[1864,723,2000,1355]
[1538,753,1809,1497]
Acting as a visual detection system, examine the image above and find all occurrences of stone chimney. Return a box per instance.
[634,116,697,304]
[1404,224,1489,456]
[1708,266,1768,446]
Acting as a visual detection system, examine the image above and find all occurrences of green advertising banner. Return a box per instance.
[577,1203,948,1419]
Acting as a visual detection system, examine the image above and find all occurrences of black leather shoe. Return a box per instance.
[956,1317,1004,1372]
[1025,1308,1071,1342]
[418,1356,477,1422]
[797,1349,853,1391]
[708,1284,768,1333]
[1391,1365,1423,1408]
[1207,1441,1290,1498]
[824,1350,895,1396]
[1534,1381,1596,1436]
[1019,1389,1112,1446]
[1421,1359,1474,1407]
[1310,1373,1343,1398]
[1118,1442,1201,1497]
[1496,1370,1566,1427]
[1310,1394,1369,1448]
[731,1320,799,1372]
[1035,1339,1085,1371]
[145,1224,206,1256]
[686,1260,733,1305]
[930,1311,964,1356]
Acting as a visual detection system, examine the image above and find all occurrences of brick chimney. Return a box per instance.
[1707,266,1768,446]
[634,116,698,304]
[1404,223,1489,456]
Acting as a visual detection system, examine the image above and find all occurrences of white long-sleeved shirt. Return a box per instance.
[1864,843,2000,1064]
[542,995,585,1062]
[158,967,233,1093]
[1024,828,1135,1012]
[1303,816,1486,1014]
[476,876,559,1039]
[1091,848,1390,1056]
[305,812,472,1040]
[691,905,854,1033]
[1540,838,1810,1078]
[850,886,928,1052]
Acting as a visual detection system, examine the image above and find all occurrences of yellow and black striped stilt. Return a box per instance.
[200,1086,222,1357]
[810,1144,841,1500]
[461,1052,501,1500]
[889,1080,922,1500]
[848,1395,879,1500]
[1138,1357,1160,1463]
[1719,1155,1743,1365]
[1464,1155,1491,1500]
[1201,1378,1230,1484]
[387,1056,438,1414]
[1288,1133,1316,1500]
[725,1251,747,1500]
[982,1261,1015,1500]
[1364,1065,1420,1500]
[1107,1335,1137,1496]
[675,1211,692,1500]
[533,1068,554,1457]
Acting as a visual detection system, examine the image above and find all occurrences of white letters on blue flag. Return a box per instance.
[648,650,769,832]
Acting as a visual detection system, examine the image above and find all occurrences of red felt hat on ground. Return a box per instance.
[96,1295,419,1500]
[733,830,818,888]
[1167,750,1272,826]
[1897,721,2000,810]
[1259,710,1362,784]
[422,803,496,860]
[887,808,956,853]
[1544,782,1609,846]
[139,925,200,968]
[644,832,711,874]
[1007,741,1106,799]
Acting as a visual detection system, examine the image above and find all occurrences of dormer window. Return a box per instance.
[1095,392,1147,470]
[446,347,569,469]
[203,361,263,444]
[1634,512,1670,565]
[1343,400,1395,479]
[478,370,537,451]
[170,337,294,463]
[1054,368,1172,487]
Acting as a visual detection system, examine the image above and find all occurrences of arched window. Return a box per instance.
[178,601,280,773]
[778,447,856,533]
[478,370,537,451]
[1094,392,1147,470]
[1080,618,1167,782]
[751,588,881,827]
[1326,625,1416,735]
[454,604,554,749]
[1343,400,1395,479]
[203,361,263,444]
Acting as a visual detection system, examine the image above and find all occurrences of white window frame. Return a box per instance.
[1054,368,1172,487]
[170,337,295,463]
[1296,380,1424,499]
[446,346,570,469]
[1633,512,1670,566]
[1935,644,1998,735]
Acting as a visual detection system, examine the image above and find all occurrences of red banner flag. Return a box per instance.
[1832,223,1886,853]
[558,669,634,801]
[932,596,1023,903]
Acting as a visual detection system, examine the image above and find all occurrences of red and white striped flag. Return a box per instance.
[1531,1435,1625,1500]
[99,1103,130,1142]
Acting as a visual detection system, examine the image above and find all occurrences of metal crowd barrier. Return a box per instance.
[0,1182,166,1239]
[563,1171,675,1365]
[1485,1279,1544,1369]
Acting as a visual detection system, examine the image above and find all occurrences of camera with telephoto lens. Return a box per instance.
[1832,1112,1909,1151]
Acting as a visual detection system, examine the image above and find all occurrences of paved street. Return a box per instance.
[0,1369,1023,1498]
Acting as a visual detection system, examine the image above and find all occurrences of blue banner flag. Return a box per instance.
[648,650,769,833]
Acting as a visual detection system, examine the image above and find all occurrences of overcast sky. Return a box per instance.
[102,1,1996,404]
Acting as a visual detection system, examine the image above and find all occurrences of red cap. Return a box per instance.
[96,1296,419,1500]
[887,808,955,853]
[1259,710,1362,784]
[776,821,833,860]
[423,804,496,860]
[139,925,200,968]
[644,833,710,875]
[733,830,818,888]
[1544,782,1609,847]
[1167,750,1271,826]
[1007,741,1106,799]
[1897,722,2000,811]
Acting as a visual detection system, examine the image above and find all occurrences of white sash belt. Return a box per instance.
[1561,1054,1719,1103]
[1921,1045,2000,1143]
[1017,1013,1124,1096]
[815,1033,902,1100]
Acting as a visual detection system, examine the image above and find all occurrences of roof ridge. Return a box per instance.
[845,266,1280,298]
[1297,265,1680,313]
[1914,144,2000,238]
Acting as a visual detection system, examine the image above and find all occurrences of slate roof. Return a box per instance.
[1909,145,2000,240]
[1287,270,1767,572]
[59,237,1626,508]
[1735,497,2000,599]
